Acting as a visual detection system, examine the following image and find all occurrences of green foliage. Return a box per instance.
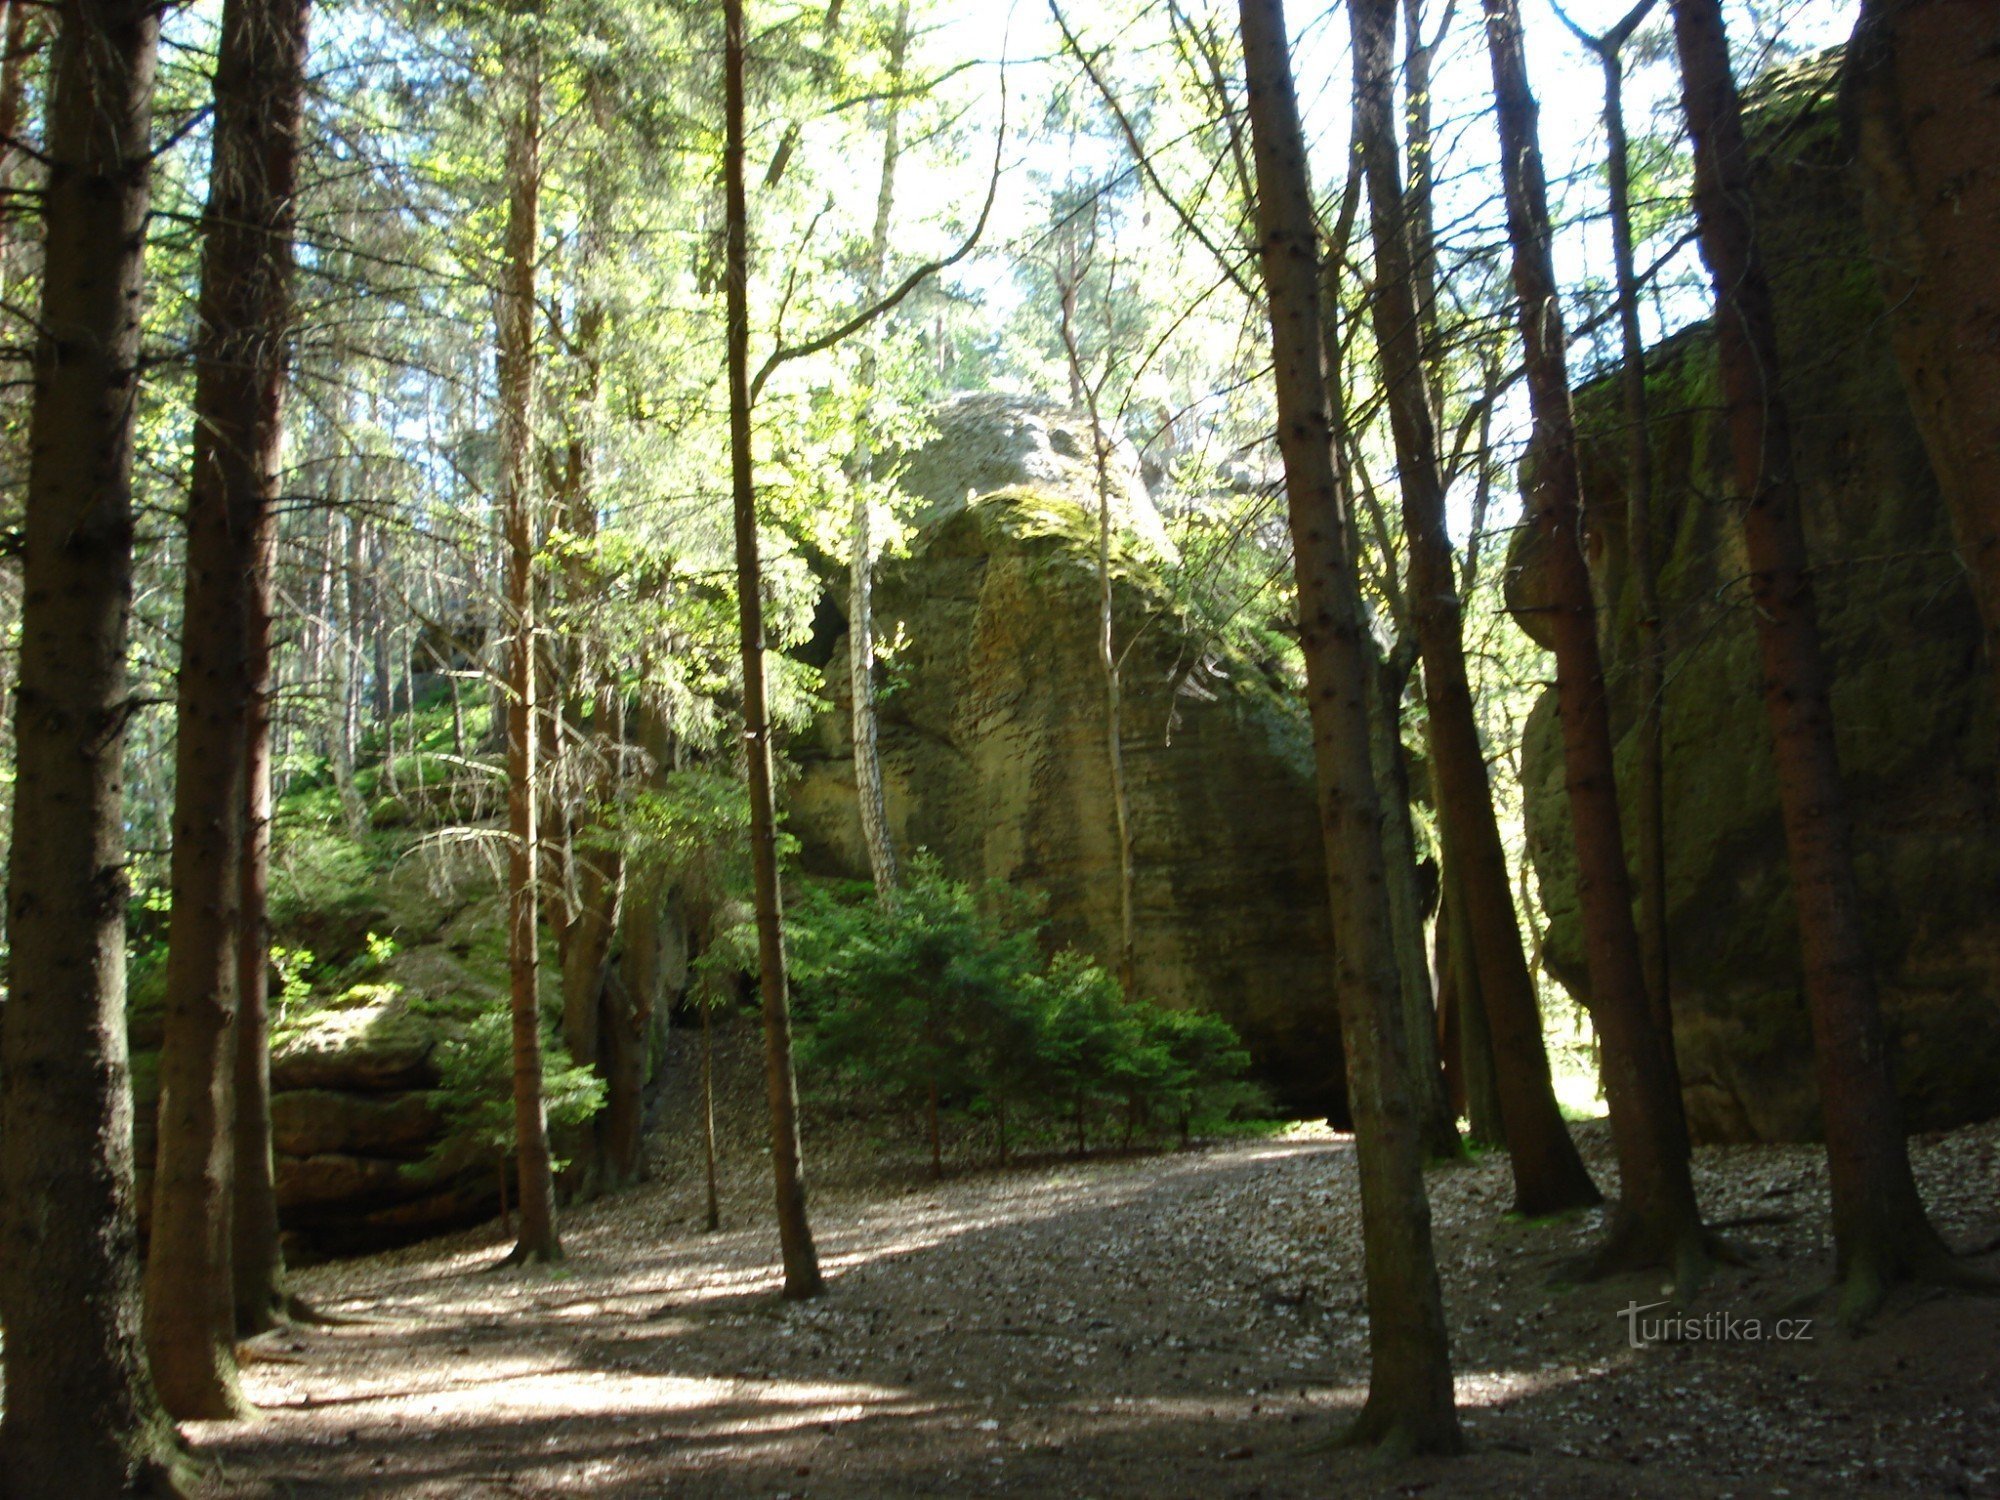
[270,946,317,1028]
[791,862,1254,1159]
[267,823,384,935]
[427,1010,606,1170]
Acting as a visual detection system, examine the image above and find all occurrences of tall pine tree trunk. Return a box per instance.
[1848,0,2000,718]
[1350,0,1599,1217]
[1670,0,1971,1324]
[498,41,561,1266]
[1483,0,1706,1282]
[725,0,825,1301]
[1238,0,1460,1455]
[146,0,309,1412]
[0,0,188,1488]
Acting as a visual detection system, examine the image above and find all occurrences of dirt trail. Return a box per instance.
[200,1031,2000,1498]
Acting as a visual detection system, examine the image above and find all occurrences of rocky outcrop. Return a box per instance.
[792,399,1346,1117]
[1510,56,2000,1143]
[895,392,1177,559]
[133,857,681,1257]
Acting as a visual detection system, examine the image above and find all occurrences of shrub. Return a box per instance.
[791,861,1253,1167]
[427,1009,606,1214]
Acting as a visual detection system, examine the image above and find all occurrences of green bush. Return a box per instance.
[791,861,1254,1166]
[426,1009,606,1191]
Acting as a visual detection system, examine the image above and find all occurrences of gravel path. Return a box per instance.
[199,1029,2000,1498]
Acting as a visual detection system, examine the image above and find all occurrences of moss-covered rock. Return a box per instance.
[792,406,1343,1116]
[1511,53,2000,1142]
[133,839,583,1254]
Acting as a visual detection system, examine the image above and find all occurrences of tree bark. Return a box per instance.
[1484,0,1706,1281]
[499,42,561,1266]
[1670,0,1967,1324]
[848,0,909,902]
[0,0,189,1489]
[0,0,41,288]
[1350,0,1599,1217]
[725,0,825,1301]
[1438,855,1505,1145]
[1238,0,1461,1456]
[1556,0,1672,1044]
[702,988,721,1231]
[609,695,676,1184]
[234,504,286,1334]
[146,0,309,1412]
[1367,642,1458,1158]
[1847,0,2000,721]
[1319,186,1457,1158]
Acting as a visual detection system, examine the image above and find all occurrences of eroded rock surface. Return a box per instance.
[794,401,1343,1116]
[1511,60,2000,1142]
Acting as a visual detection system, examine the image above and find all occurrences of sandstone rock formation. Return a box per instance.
[1510,57,2000,1142]
[133,862,681,1256]
[791,397,1346,1116]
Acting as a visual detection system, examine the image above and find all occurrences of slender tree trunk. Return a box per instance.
[146,0,309,1411]
[1368,642,1458,1157]
[927,1075,943,1179]
[1670,0,1971,1324]
[1438,858,1505,1145]
[325,499,366,834]
[702,992,721,1232]
[1400,0,1446,385]
[610,694,675,1183]
[371,522,394,725]
[342,514,365,775]
[1848,0,2000,719]
[561,806,624,1193]
[848,0,908,901]
[0,0,40,291]
[1318,188,1455,1156]
[1603,29,1672,1052]
[1093,418,1138,993]
[1557,0,1672,1050]
[0,0,189,1489]
[499,43,561,1266]
[725,0,825,1300]
[1350,0,1599,1217]
[1239,0,1461,1455]
[234,506,286,1334]
[1484,0,1706,1281]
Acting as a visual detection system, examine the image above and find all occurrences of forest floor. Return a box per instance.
[198,1026,2000,1498]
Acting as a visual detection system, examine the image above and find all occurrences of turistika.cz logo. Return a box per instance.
[1618,1300,1815,1348]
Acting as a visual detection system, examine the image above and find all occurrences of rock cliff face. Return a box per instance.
[791,400,1347,1117]
[1510,58,2000,1143]
[133,852,682,1257]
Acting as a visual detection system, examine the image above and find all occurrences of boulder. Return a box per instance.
[1510,55,2000,1142]
[271,1088,441,1160]
[894,392,1177,560]
[791,417,1345,1116]
[270,993,438,1093]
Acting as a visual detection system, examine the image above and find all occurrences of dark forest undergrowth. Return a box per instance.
[197,1027,2000,1498]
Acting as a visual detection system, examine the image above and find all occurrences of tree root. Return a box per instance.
[1834,1235,2000,1334]
[1558,1210,1742,1302]
[496,1240,566,1270]
[1707,1210,1799,1230]
[1339,1397,1467,1460]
